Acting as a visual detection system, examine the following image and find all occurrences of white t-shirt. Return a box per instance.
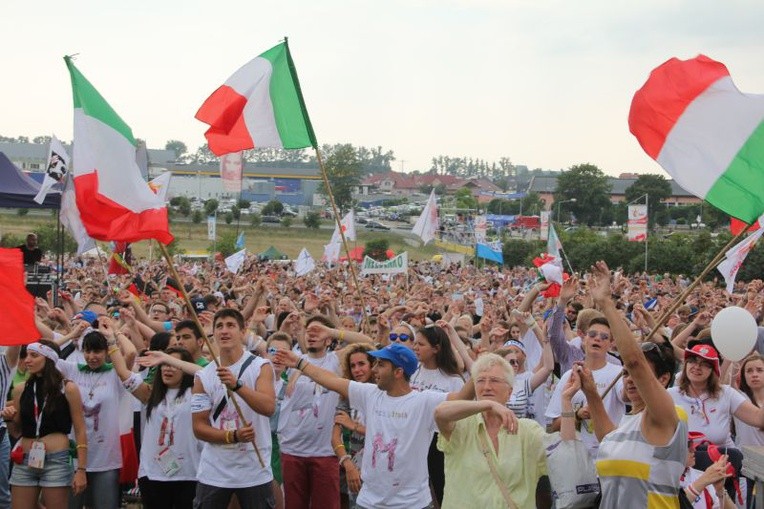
[349,381,448,509]
[193,352,274,488]
[668,385,745,448]
[410,365,464,394]
[278,351,341,457]
[546,362,625,459]
[57,361,125,472]
[522,329,542,374]
[734,391,764,448]
[137,388,202,481]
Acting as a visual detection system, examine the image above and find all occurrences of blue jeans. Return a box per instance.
[69,468,120,509]
[0,429,10,509]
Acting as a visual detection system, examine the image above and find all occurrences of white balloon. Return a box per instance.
[711,306,758,362]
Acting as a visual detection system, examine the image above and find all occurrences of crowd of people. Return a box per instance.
[2,243,764,509]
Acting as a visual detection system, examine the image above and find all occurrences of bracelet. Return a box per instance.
[224,430,232,444]
[233,430,239,443]
[560,411,576,418]
[338,330,346,342]
[333,444,346,452]
[76,444,88,450]
[296,358,306,371]
[108,347,119,356]
[338,454,352,466]
[686,483,700,500]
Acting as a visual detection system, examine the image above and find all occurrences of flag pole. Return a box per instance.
[157,241,266,467]
[313,148,369,329]
[600,222,751,399]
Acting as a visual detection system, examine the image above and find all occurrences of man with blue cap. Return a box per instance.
[275,343,475,509]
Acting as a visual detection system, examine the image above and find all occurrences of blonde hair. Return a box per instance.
[576,308,604,333]
[471,353,515,388]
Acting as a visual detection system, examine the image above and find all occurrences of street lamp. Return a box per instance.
[556,198,576,223]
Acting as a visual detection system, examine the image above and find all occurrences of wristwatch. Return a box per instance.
[232,380,243,392]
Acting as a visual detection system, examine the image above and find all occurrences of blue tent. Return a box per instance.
[0,152,61,209]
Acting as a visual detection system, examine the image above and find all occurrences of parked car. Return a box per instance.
[262,215,281,224]
[365,220,391,231]
[356,217,369,224]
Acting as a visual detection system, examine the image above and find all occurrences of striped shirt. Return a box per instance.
[507,372,533,418]
[596,407,688,509]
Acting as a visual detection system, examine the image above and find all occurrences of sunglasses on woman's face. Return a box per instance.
[389,333,411,342]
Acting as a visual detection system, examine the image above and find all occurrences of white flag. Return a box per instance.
[225,248,247,273]
[207,215,216,240]
[323,240,342,264]
[60,173,95,255]
[295,248,316,276]
[34,136,69,204]
[717,226,764,293]
[412,190,439,245]
[148,172,172,201]
[331,210,356,243]
[547,223,562,259]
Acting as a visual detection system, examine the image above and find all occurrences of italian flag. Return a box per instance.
[195,40,317,156]
[629,55,764,225]
[64,57,173,244]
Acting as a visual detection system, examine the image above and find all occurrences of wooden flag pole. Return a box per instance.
[157,242,265,467]
[600,224,751,399]
[314,147,370,330]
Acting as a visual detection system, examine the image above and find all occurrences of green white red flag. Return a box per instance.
[195,40,317,156]
[64,57,173,244]
[629,55,764,225]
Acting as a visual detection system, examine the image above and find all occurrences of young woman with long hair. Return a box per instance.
[734,353,764,508]
[332,344,375,509]
[411,325,465,507]
[110,334,201,509]
[3,341,88,509]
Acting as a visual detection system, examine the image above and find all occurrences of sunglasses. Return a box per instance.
[586,330,611,341]
[389,333,411,342]
[686,356,713,368]
[267,347,278,356]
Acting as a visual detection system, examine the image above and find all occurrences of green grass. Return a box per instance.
[0,213,440,261]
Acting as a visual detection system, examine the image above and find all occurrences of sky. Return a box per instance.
[2,0,763,177]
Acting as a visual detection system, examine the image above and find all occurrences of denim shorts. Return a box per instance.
[10,450,73,488]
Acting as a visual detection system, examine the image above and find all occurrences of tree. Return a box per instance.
[33,135,52,145]
[165,140,188,160]
[171,196,191,217]
[320,144,362,213]
[224,212,234,224]
[454,188,477,211]
[237,199,251,209]
[262,200,284,216]
[250,213,262,227]
[520,192,544,216]
[281,216,293,228]
[231,205,241,220]
[191,210,203,224]
[303,212,321,229]
[554,163,611,225]
[487,199,519,215]
[204,199,219,216]
[364,239,389,260]
[624,174,671,229]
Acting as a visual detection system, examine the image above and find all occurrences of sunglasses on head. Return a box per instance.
[389,333,411,342]
[586,330,611,341]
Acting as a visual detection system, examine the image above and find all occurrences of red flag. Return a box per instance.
[730,217,760,235]
[0,249,40,345]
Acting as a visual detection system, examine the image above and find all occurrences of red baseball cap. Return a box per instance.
[685,344,720,376]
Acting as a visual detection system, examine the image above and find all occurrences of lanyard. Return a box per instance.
[32,382,47,439]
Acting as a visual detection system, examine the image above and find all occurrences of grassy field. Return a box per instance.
[0,212,441,261]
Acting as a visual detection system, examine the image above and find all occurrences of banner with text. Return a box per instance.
[361,252,408,275]
[628,205,647,242]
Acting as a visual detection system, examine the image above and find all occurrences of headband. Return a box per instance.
[399,321,417,338]
[503,340,526,353]
[27,342,59,363]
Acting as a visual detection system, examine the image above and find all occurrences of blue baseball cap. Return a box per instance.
[369,344,418,377]
[73,310,98,325]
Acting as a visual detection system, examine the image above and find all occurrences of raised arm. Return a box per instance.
[590,261,678,435]
[577,363,617,441]
[434,399,516,440]
[274,349,350,400]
